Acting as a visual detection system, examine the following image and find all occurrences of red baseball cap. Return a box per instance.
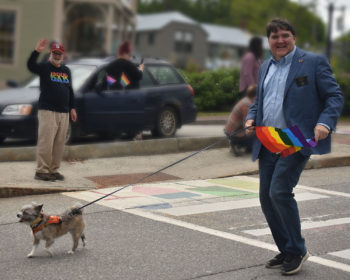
[50,43,65,54]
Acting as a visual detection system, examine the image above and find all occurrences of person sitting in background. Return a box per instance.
[225,84,257,156]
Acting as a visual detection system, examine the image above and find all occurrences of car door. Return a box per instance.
[145,64,193,123]
[81,67,146,135]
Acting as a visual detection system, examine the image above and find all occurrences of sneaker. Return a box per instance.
[265,253,287,268]
[34,172,56,181]
[51,172,65,181]
[281,251,309,275]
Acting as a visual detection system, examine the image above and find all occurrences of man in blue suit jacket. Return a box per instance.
[245,18,343,275]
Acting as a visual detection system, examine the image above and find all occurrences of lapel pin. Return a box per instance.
[298,59,303,63]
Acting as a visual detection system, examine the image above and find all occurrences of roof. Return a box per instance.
[201,23,269,49]
[136,11,268,49]
[201,23,251,47]
[137,11,199,32]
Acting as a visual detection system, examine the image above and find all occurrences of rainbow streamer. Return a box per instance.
[255,125,317,157]
[120,72,130,87]
[106,75,116,85]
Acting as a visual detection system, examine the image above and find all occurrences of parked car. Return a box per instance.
[0,57,197,143]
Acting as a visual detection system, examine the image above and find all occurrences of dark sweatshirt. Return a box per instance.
[106,58,143,90]
[27,51,75,113]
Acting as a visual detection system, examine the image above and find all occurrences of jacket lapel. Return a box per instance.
[257,61,270,121]
[284,47,306,96]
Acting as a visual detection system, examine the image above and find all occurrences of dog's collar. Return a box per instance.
[30,214,44,231]
[31,215,62,234]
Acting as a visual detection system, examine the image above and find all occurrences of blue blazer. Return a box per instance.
[247,47,344,161]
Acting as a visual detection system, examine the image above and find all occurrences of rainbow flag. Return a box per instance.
[106,75,116,85]
[120,72,130,88]
[255,125,317,157]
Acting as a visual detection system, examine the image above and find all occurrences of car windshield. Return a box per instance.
[25,64,97,91]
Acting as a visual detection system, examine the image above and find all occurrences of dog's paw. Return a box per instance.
[27,253,34,258]
[45,249,53,257]
[67,250,74,255]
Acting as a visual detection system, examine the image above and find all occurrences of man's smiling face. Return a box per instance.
[268,28,296,61]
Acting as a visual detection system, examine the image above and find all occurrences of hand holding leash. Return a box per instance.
[245,120,255,136]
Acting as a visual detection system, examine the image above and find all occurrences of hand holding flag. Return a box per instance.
[106,75,116,86]
[255,125,317,157]
[120,72,130,88]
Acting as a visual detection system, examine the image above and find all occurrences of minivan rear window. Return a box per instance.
[147,66,183,85]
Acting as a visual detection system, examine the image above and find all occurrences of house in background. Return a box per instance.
[202,23,252,69]
[0,0,137,87]
[135,12,208,69]
[135,11,268,70]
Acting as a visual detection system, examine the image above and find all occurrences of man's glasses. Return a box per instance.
[52,52,63,56]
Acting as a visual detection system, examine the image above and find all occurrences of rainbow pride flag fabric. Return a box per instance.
[120,72,130,88]
[106,75,116,85]
[255,125,317,157]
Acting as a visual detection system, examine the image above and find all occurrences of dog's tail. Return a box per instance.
[61,203,83,221]
[69,203,84,216]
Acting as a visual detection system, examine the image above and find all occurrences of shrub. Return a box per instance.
[182,68,240,111]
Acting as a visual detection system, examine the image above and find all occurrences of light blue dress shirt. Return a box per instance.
[262,47,296,129]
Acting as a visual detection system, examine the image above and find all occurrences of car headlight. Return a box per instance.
[2,104,33,116]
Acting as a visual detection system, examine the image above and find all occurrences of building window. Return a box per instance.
[174,31,193,53]
[148,32,154,45]
[0,10,16,64]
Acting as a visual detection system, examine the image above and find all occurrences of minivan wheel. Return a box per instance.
[152,107,178,137]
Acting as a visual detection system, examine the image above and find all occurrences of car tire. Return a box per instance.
[152,107,178,137]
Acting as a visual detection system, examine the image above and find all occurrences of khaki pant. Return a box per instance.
[36,110,69,174]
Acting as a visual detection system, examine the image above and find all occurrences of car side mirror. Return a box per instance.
[6,80,18,88]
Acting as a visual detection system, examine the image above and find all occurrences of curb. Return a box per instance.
[306,154,350,169]
[0,186,90,198]
[0,136,229,162]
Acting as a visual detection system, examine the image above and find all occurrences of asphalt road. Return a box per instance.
[1,166,349,280]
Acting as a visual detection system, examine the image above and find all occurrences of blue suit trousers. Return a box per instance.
[258,147,310,255]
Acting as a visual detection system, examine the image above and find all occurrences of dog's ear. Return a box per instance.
[34,204,43,212]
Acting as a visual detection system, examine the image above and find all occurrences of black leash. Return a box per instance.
[72,126,252,213]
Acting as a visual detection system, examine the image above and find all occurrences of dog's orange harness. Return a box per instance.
[31,215,62,234]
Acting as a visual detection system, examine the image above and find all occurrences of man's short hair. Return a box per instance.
[266,18,296,38]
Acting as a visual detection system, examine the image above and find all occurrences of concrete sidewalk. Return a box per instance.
[1,127,350,198]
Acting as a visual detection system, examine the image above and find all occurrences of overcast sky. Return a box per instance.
[293,0,349,39]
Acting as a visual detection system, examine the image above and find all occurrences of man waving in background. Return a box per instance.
[27,39,77,181]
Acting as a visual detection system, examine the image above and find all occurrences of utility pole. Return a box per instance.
[325,2,334,61]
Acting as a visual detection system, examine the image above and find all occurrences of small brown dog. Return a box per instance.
[17,202,86,257]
